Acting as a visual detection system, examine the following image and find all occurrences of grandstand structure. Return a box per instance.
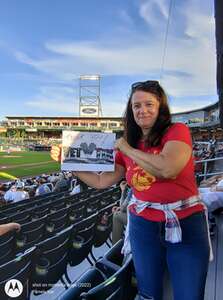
[0,1,222,298]
[0,101,222,142]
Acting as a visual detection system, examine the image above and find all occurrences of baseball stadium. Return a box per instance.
[0,1,223,300]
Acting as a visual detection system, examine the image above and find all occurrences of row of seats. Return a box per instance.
[1,188,116,223]
[0,202,118,299]
[57,240,137,300]
[0,188,120,266]
[0,186,116,217]
[0,189,67,213]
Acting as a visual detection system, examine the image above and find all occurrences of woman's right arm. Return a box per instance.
[75,163,125,189]
[51,145,125,189]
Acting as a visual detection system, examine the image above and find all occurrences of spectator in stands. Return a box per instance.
[210,136,216,152]
[199,174,223,236]
[0,183,7,201]
[112,180,132,244]
[48,173,60,183]
[199,174,223,189]
[66,172,73,187]
[4,181,29,202]
[35,178,51,196]
[70,183,81,195]
[199,174,223,212]
[53,173,70,192]
[3,184,16,202]
[51,80,210,300]
[193,145,202,169]
[69,177,82,195]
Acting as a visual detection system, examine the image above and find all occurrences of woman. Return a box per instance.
[51,80,210,300]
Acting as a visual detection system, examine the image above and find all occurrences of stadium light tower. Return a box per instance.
[79,75,102,117]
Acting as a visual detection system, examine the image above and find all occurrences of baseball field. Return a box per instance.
[0,151,60,181]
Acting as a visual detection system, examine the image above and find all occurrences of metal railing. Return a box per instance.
[195,156,223,180]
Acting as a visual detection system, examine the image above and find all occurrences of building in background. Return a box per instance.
[0,101,222,142]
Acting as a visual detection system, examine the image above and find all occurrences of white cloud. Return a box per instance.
[25,85,78,114]
[183,2,215,43]
[12,0,217,115]
[139,0,169,26]
[14,29,216,98]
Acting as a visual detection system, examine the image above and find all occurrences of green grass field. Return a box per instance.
[0,151,60,181]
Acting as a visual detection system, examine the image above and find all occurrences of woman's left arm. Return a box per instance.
[115,138,192,179]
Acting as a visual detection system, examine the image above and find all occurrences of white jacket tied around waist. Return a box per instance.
[121,194,213,261]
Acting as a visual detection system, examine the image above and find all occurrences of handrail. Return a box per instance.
[195,156,223,180]
[195,156,223,163]
[197,171,223,178]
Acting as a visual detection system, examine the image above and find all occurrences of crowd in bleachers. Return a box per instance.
[0,171,87,205]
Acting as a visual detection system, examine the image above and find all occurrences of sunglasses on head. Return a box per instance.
[131,80,160,90]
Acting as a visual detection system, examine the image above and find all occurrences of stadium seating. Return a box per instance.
[45,207,69,237]
[80,254,133,300]
[0,190,67,212]
[9,209,33,224]
[0,216,9,224]
[93,203,115,248]
[56,241,135,300]
[68,213,98,269]
[97,239,124,268]
[31,225,73,294]
[0,192,116,264]
[0,246,36,300]
[56,267,108,300]
[15,216,47,253]
[0,230,16,266]
[0,185,122,298]
[86,197,100,217]
[67,203,85,225]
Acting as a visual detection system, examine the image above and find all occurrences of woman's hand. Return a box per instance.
[51,145,62,162]
[114,137,132,156]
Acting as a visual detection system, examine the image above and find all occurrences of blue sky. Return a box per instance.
[0,0,217,120]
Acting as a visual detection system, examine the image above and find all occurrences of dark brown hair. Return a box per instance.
[123,81,172,148]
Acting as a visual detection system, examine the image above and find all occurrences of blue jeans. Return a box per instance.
[129,211,210,300]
